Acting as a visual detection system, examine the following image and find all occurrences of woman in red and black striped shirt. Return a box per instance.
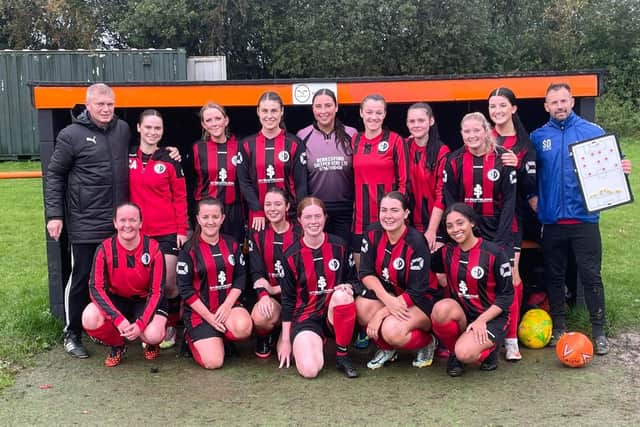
[191,102,245,243]
[177,198,252,369]
[237,92,307,232]
[443,112,517,255]
[356,191,440,370]
[248,187,300,358]
[487,87,538,361]
[277,197,358,379]
[430,203,514,377]
[351,94,408,267]
[82,203,167,367]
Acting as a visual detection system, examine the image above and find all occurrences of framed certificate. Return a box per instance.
[569,134,633,213]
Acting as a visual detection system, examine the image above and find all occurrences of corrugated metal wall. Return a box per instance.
[0,49,187,159]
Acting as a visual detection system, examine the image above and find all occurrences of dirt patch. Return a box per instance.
[2,337,640,426]
[608,332,640,367]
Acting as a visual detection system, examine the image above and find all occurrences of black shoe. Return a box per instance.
[594,335,610,355]
[446,355,464,377]
[336,355,359,378]
[255,334,273,359]
[179,339,192,358]
[63,331,89,358]
[548,329,567,347]
[479,349,498,371]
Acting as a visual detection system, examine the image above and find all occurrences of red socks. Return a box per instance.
[332,302,356,356]
[224,329,238,341]
[507,282,523,339]
[431,319,460,353]
[85,321,124,347]
[399,329,432,351]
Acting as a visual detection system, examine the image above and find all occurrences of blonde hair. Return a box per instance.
[199,102,229,141]
[460,112,496,153]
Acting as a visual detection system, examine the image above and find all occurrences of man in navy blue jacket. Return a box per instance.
[531,83,632,355]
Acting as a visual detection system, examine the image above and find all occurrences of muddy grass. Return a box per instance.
[1,334,639,426]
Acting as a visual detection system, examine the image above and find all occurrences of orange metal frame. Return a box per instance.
[32,73,600,109]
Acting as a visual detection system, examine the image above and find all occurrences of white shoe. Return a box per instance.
[367,349,397,369]
[159,326,177,349]
[412,334,438,368]
[505,338,522,361]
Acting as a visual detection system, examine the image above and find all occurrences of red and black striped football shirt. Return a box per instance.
[248,222,300,299]
[89,235,165,330]
[237,129,307,221]
[177,235,246,328]
[443,146,517,250]
[431,238,513,320]
[280,233,355,324]
[352,130,408,235]
[358,223,440,315]
[192,135,242,205]
[407,137,450,233]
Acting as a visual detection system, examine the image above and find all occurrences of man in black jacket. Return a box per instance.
[45,83,131,358]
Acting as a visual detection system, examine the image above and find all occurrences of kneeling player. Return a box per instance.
[277,197,359,379]
[82,203,167,367]
[430,203,514,377]
[356,191,441,369]
[177,198,252,369]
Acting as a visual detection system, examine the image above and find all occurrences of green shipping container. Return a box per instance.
[0,49,187,160]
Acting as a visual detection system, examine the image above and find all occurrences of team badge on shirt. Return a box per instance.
[526,161,536,174]
[392,258,405,270]
[410,257,424,271]
[487,169,500,182]
[500,262,512,278]
[378,141,389,153]
[328,258,340,271]
[278,151,290,162]
[177,261,189,275]
[154,164,166,174]
[141,252,151,266]
[471,266,485,279]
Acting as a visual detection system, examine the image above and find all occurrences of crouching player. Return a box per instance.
[356,191,441,369]
[277,197,359,379]
[82,203,168,367]
[177,198,252,369]
[430,203,514,377]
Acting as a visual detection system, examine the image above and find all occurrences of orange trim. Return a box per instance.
[0,171,42,179]
[32,74,599,109]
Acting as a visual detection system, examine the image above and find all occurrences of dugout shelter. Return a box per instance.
[31,71,601,317]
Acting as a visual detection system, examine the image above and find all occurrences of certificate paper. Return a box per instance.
[570,134,633,213]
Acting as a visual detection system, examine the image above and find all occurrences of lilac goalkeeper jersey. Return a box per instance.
[297,124,357,205]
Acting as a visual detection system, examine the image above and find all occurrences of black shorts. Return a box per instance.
[184,303,244,341]
[291,317,334,341]
[466,313,508,345]
[186,321,225,341]
[152,233,179,257]
[107,292,169,321]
